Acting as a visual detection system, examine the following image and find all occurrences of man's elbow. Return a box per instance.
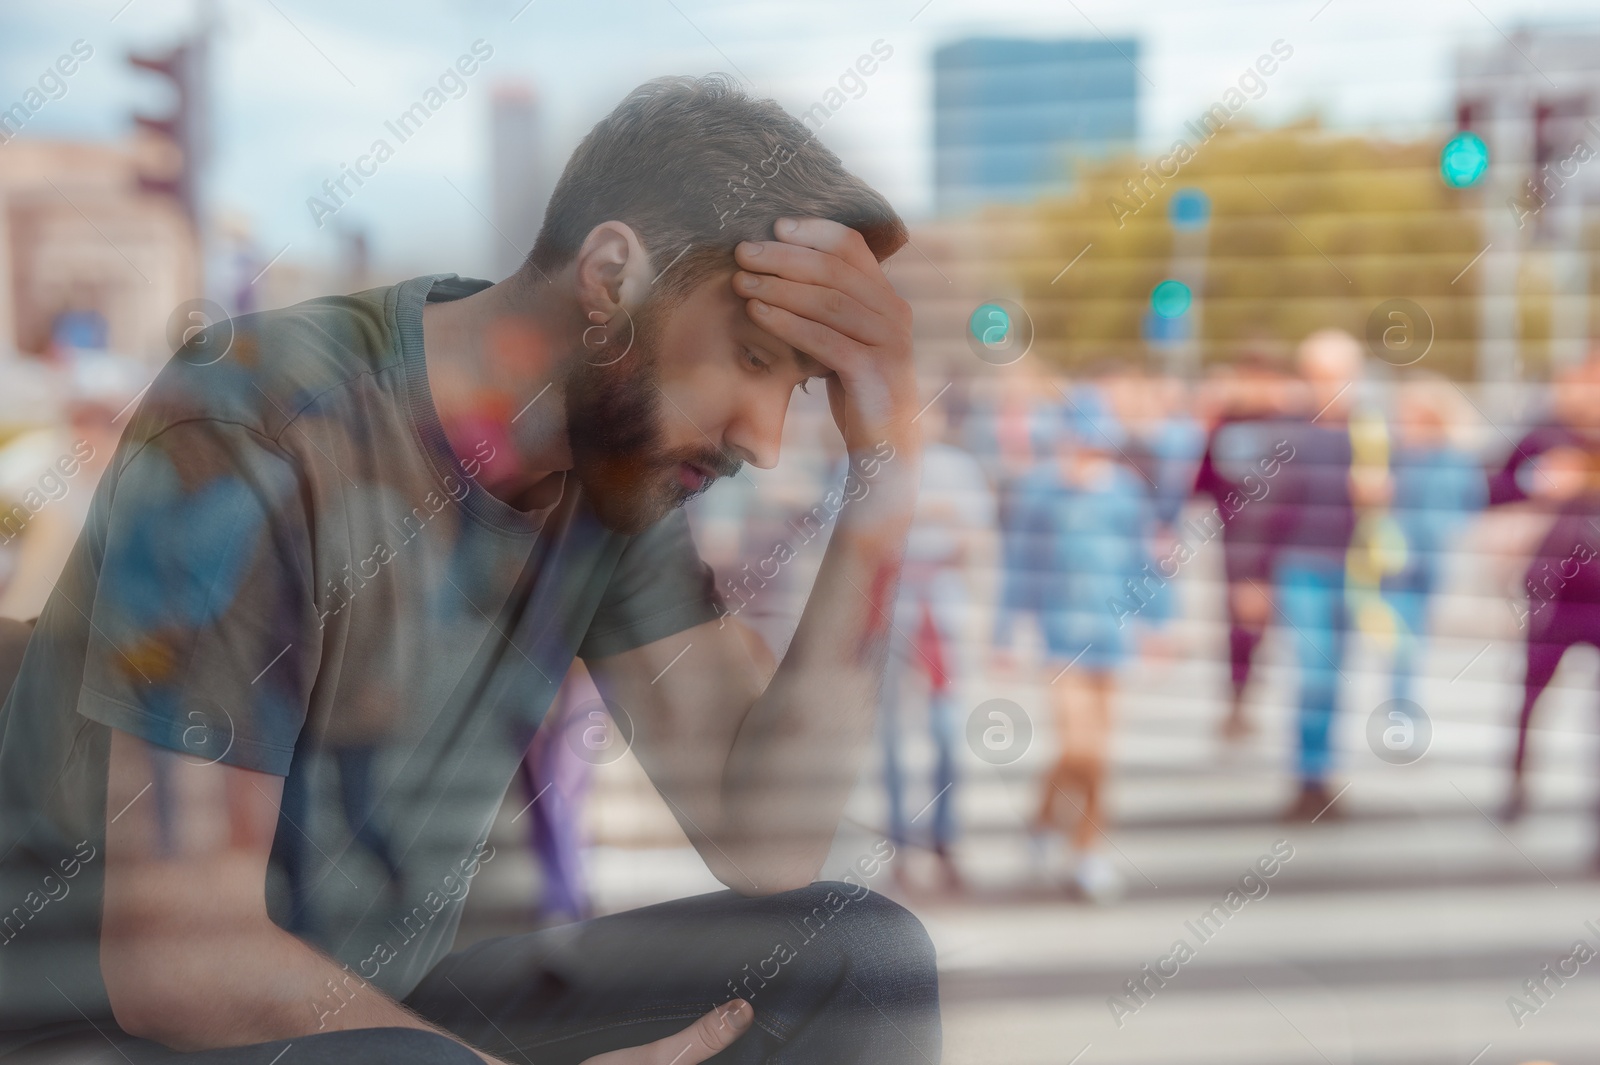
[102,933,228,1049]
[104,959,186,1047]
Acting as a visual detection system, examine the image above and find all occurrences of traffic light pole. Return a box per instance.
[128,2,211,250]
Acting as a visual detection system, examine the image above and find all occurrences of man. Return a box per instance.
[874,399,993,892]
[1487,348,1600,837]
[1191,352,1299,740]
[0,75,937,1064]
[1270,329,1387,821]
[993,389,1152,903]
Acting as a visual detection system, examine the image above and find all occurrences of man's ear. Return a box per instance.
[573,221,653,319]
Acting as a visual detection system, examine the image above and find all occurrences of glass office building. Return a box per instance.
[934,37,1140,213]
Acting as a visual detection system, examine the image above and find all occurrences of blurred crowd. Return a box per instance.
[677,329,1600,909]
[7,330,1600,919]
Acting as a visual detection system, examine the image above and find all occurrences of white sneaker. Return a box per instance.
[1071,852,1126,904]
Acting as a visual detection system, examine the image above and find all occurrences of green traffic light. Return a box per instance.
[1151,280,1191,319]
[1441,131,1489,188]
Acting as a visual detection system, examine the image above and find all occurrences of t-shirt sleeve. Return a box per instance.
[76,419,321,775]
[578,506,726,660]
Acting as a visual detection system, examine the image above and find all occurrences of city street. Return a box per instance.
[6,2,1600,1059]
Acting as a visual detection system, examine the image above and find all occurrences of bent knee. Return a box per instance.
[811,881,937,974]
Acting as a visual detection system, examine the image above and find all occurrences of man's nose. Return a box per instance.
[724,390,788,471]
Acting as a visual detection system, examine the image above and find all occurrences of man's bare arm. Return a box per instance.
[588,218,921,893]
[590,489,913,894]
[102,729,756,1063]
[100,728,512,1060]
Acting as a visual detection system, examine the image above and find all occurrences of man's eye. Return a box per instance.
[743,348,771,373]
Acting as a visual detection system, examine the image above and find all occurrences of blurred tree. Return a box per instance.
[986,117,1494,377]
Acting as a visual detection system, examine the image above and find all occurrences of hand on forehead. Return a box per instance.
[729,216,901,381]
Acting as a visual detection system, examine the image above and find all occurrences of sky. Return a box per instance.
[3,0,1599,282]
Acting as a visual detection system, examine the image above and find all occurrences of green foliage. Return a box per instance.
[1008,119,1486,376]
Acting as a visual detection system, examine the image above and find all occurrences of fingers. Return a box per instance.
[733,270,891,350]
[731,216,912,380]
[745,297,866,378]
[658,1000,755,1065]
[731,216,917,451]
[578,1000,754,1065]
[734,231,897,319]
[774,215,883,275]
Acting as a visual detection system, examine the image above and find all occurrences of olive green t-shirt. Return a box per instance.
[0,274,724,1044]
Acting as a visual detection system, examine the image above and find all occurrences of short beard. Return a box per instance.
[562,299,739,535]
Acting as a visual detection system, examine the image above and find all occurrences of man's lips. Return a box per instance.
[676,461,713,493]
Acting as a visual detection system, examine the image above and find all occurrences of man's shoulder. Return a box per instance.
[129,280,414,451]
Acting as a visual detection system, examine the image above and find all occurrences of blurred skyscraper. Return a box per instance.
[932,37,1139,215]
[490,82,549,281]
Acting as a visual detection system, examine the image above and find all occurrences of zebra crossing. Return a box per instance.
[459,536,1600,1063]
[913,619,1600,1064]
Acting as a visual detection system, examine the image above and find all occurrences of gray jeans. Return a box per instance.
[1,882,941,1064]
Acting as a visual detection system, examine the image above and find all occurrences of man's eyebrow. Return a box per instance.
[789,347,829,378]
[747,329,829,378]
